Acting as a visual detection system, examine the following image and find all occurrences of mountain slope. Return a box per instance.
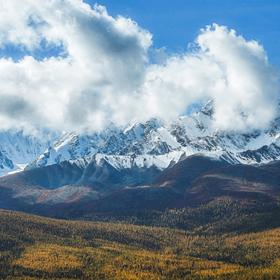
[0,130,56,176]
[0,155,162,210]
[1,154,280,225]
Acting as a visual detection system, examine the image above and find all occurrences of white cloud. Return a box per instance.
[141,24,279,131]
[0,0,152,131]
[0,1,278,133]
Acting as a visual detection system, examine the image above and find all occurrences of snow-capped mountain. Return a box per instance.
[0,130,57,176]
[1,101,280,177]
[27,101,280,173]
[1,102,280,209]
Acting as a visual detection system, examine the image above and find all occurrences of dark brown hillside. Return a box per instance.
[154,154,230,190]
[0,154,280,230]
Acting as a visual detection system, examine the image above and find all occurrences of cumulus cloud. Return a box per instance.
[0,0,152,131]
[141,24,279,131]
[0,0,278,133]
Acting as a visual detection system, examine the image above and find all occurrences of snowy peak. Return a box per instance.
[2,102,280,177]
[0,130,56,175]
[28,104,280,173]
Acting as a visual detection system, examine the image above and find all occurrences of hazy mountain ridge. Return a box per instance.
[0,130,57,176]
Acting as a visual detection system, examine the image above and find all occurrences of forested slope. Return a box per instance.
[1,209,280,280]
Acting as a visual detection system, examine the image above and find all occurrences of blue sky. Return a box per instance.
[86,0,280,66]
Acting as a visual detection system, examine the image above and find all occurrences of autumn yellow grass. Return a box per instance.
[1,209,280,279]
[13,244,83,272]
[13,241,243,280]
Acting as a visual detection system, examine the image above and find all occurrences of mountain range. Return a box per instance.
[0,102,280,219]
[2,101,280,176]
